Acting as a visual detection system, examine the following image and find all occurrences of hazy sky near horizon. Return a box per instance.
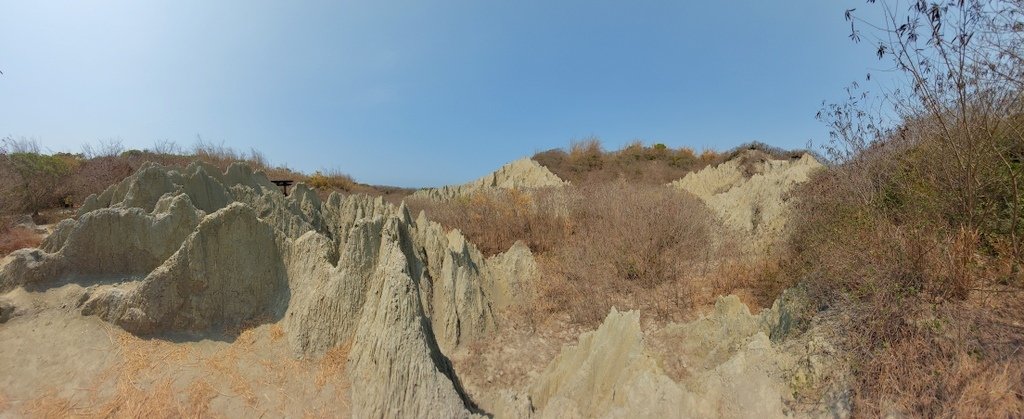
[0,1,891,187]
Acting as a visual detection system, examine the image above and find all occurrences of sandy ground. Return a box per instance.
[0,279,351,418]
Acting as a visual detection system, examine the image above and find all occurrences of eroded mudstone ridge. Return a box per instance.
[525,297,824,419]
[669,151,823,253]
[0,193,203,293]
[0,162,536,416]
[0,158,845,418]
[411,158,568,201]
[82,203,290,334]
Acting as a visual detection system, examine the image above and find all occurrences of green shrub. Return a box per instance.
[0,150,77,214]
[533,138,721,185]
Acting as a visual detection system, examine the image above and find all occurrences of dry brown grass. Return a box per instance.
[839,293,1024,417]
[315,341,353,390]
[0,226,42,257]
[412,178,734,328]
[19,325,205,419]
[205,328,259,406]
[183,379,217,417]
[22,389,75,419]
[407,188,571,256]
[528,181,720,326]
[696,255,789,311]
[782,114,1024,415]
[268,323,285,342]
[11,310,349,417]
[90,328,200,418]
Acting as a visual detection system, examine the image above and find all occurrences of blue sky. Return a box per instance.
[0,1,889,187]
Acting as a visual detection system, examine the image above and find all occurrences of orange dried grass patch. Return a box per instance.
[268,323,285,342]
[86,327,201,418]
[205,333,258,406]
[183,379,216,417]
[19,325,212,418]
[21,389,75,419]
[315,341,352,390]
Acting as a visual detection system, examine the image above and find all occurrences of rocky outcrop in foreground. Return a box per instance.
[0,158,845,418]
[521,294,847,418]
[0,161,535,417]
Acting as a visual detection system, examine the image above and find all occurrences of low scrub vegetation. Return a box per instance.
[407,188,569,256]
[0,138,412,221]
[411,181,737,327]
[778,1,1024,415]
[785,130,1024,415]
[533,138,719,185]
[0,218,42,257]
[306,169,357,192]
[0,140,78,215]
[536,182,718,324]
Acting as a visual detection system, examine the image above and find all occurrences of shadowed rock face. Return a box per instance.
[411,158,568,201]
[347,217,477,418]
[0,161,539,416]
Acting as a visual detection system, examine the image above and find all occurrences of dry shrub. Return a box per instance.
[416,180,724,327]
[698,148,718,163]
[708,141,819,169]
[699,255,789,310]
[0,139,78,215]
[535,181,716,325]
[558,181,711,287]
[0,226,42,256]
[841,294,1024,417]
[787,192,1024,415]
[784,122,1024,415]
[30,207,75,226]
[533,138,717,185]
[71,156,136,204]
[191,137,267,170]
[407,188,570,256]
[303,168,410,202]
[307,169,357,192]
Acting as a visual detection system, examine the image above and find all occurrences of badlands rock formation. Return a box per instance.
[670,150,823,252]
[524,296,815,419]
[411,158,567,201]
[0,161,538,417]
[0,154,843,417]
